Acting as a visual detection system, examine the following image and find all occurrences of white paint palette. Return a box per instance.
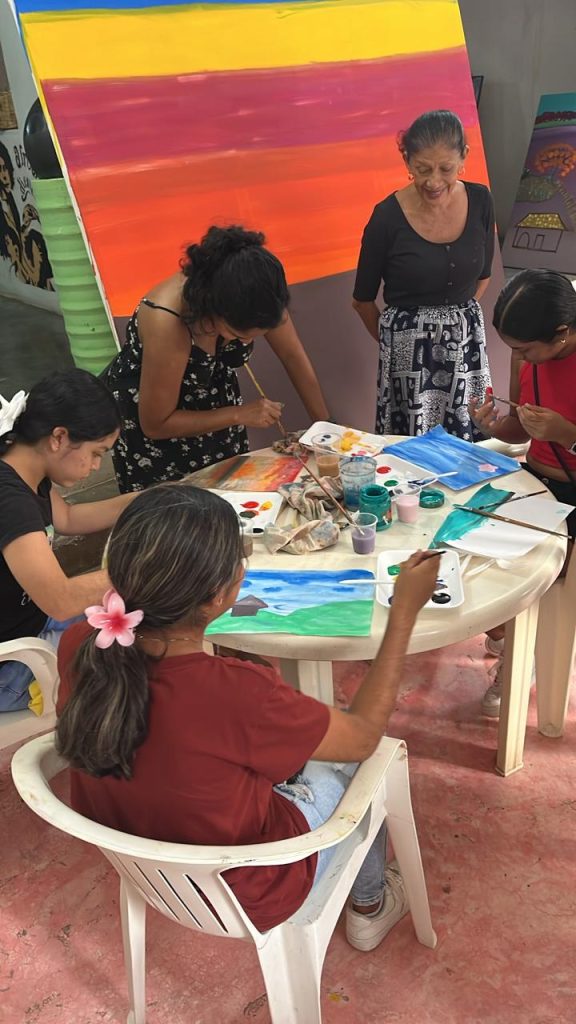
[299,421,386,457]
[212,491,284,534]
[376,549,464,610]
[374,453,431,493]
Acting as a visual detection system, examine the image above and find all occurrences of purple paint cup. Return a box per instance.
[351,512,378,554]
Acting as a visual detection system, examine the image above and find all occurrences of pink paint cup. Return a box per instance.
[395,493,420,524]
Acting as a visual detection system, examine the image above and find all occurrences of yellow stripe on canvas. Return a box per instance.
[22,0,465,80]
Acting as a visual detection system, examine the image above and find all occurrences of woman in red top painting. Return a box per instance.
[56,484,438,947]
[470,269,576,527]
[469,268,576,717]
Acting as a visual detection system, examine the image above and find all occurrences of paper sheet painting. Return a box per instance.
[187,454,304,492]
[384,427,521,490]
[206,569,375,637]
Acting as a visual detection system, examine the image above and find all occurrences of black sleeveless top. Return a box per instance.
[107,299,253,492]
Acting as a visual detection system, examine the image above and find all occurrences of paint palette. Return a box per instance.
[374,453,431,493]
[212,491,284,534]
[299,421,386,457]
[375,549,464,610]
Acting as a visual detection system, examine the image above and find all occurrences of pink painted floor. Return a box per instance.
[2,636,576,1024]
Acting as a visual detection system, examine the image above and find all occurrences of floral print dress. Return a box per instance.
[107,299,252,492]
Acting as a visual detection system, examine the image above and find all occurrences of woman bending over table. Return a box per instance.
[353,109,495,440]
[0,369,135,712]
[470,268,576,717]
[56,484,438,948]
[106,224,329,493]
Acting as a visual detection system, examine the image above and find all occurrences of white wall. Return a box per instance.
[459,0,576,238]
[0,0,60,310]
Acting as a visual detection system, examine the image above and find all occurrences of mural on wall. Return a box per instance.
[502,93,576,273]
[0,137,54,290]
[12,0,489,320]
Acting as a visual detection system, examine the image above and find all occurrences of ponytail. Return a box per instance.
[56,634,150,779]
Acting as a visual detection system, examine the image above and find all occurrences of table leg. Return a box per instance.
[496,601,539,777]
[279,659,334,704]
[535,555,576,737]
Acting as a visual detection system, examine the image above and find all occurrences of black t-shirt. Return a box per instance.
[0,461,52,642]
[353,182,495,307]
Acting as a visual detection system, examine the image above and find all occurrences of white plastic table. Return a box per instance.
[201,445,566,776]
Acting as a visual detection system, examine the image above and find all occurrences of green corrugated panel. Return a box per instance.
[33,178,118,374]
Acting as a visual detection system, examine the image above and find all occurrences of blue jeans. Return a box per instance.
[275,760,387,907]
[0,616,81,712]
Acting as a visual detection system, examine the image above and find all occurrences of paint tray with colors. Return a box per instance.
[299,421,386,456]
[206,569,375,637]
[213,491,284,533]
[374,453,431,489]
[384,426,521,490]
[376,549,464,610]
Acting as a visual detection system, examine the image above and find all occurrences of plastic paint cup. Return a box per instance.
[395,493,420,524]
[351,512,378,554]
[339,456,377,510]
[314,448,340,477]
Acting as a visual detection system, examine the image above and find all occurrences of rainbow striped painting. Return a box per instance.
[13,0,488,317]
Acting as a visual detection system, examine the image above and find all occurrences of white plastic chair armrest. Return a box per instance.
[12,734,404,869]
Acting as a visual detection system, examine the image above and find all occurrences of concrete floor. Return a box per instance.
[0,295,74,397]
[2,640,576,1024]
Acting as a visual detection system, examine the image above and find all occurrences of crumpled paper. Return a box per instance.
[263,517,340,554]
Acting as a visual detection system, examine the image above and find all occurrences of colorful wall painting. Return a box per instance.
[11,0,489,318]
[189,453,304,492]
[206,569,375,637]
[384,426,521,490]
[502,93,576,273]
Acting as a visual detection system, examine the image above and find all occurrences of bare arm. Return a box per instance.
[135,306,281,439]
[474,277,491,301]
[264,313,329,420]
[4,532,109,622]
[50,488,137,537]
[310,553,439,762]
[352,299,381,342]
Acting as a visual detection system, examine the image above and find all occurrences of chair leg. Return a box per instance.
[257,926,324,1024]
[120,877,147,1024]
[535,567,576,738]
[384,750,437,950]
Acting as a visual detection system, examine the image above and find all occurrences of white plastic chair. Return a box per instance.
[0,637,59,749]
[12,733,436,1024]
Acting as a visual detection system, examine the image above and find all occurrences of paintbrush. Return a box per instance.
[243,365,360,530]
[452,504,571,540]
[340,551,446,585]
[474,489,548,511]
[491,395,519,409]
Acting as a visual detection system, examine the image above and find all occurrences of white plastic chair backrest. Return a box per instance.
[0,637,59,709]
[12,733,396,942]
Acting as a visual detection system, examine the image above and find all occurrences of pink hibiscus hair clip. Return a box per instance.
[85,589,144,649]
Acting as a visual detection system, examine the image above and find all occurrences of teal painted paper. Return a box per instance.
[430,483,513,548]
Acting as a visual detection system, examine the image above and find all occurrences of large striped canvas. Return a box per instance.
[13,0,487,318]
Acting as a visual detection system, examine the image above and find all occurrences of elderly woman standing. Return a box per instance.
[353,110,495,439]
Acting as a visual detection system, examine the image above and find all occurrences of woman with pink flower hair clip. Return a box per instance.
[56,483,439,950]
[0,368,136,713]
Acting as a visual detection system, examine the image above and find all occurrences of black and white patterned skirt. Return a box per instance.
[376,299,492,440]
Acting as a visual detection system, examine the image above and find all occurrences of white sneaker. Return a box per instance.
[481,674,502,717]
[485,635,505,656]
[345,861,409,952]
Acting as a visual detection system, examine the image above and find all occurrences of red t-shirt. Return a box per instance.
[520,353,576,472]
[56,623,330,932]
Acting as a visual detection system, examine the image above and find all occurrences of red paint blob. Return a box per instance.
[240,501,259,509]
[377,465,391,474]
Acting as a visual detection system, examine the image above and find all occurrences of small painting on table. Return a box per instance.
[384,426,520,490]
[190,454,304,492]
[206,569,375,637]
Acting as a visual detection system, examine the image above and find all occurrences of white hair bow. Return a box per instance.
[0,390,28,438]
